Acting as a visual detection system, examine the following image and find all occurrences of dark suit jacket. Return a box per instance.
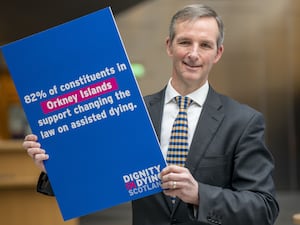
[37,86,279,225]
[132,86,279,225]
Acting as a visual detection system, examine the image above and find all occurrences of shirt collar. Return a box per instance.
[165,78,209,107]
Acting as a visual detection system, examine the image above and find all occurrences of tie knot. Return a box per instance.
[175,96,193,110]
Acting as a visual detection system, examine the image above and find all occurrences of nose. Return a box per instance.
[187,46,200,60]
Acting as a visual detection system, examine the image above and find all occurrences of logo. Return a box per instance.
[123,165,161,197]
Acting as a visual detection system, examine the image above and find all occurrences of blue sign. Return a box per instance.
[1,7,166,220]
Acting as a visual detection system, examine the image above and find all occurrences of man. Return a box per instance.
[23,4,279,225]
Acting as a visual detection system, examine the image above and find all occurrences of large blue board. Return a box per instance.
[1,7,166,220]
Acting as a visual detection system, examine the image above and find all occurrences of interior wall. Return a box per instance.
[116,0,300,190]
[0,0,298,190]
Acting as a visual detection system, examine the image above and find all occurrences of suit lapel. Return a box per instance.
[145,87,225,211]
[145,88,166,142]
[185,87,225,174]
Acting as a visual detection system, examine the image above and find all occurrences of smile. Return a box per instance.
[183,61,202,68]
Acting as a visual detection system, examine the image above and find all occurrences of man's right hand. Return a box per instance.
[23,134,49,173]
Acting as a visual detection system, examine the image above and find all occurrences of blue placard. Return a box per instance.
[1,7,166,220]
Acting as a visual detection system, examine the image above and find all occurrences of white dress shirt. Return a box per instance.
[160,79,209,161]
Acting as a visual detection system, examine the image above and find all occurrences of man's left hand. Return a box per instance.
[160,165,199,205]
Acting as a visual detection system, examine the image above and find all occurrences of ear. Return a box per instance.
[166,37,173,56]
[213,45,224,64]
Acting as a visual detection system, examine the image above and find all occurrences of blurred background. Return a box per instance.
[0,0,299,224]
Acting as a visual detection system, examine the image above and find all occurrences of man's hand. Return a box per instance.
[23,134,48,173]
[160,165,199,205]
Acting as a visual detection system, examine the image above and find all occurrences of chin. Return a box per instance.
[182,73,203,81]
[183,74,207,86]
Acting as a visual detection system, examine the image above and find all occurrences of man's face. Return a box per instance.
[166,17,224,92]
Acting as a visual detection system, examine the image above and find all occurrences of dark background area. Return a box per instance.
[0,0,146,43]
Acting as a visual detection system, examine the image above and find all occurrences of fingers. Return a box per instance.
[23,134,48,173]
[27,147,45,159]
[161,180,179,190]
[30,149,49,173]
[160,165,199,205]
[23,141,41,151]
[24,134,38,141]
[161,164,185,175]
[160,165,186,191]
[23,134,40,149]
[23,134,42,158]
[160,165,187,182]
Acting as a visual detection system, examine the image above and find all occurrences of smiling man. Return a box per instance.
[23,4,279,225]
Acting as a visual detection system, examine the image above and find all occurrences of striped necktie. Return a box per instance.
[166,96,193,167]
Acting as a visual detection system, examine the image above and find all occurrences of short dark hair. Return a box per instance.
[169,4,225,48]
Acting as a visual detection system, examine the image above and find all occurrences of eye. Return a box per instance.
[200,42,213,49]
[177,39,191,46]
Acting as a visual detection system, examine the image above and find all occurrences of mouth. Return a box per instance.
[183,61,202,69]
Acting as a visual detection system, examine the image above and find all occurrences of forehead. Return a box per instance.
[174,17,219,41]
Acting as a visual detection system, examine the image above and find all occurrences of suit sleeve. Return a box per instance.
[196,112,279,225]
[36,172,55,196]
